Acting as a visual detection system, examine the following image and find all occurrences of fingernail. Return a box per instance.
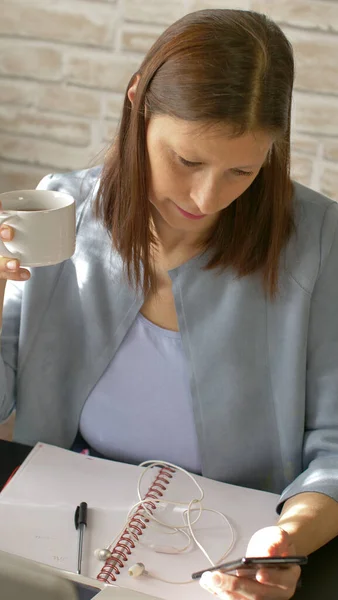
[1,227,11,240]
[7,260,17,270]
[20,272,30,280]
[200,572,222,588]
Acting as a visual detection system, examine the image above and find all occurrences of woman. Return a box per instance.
[1,9,338,600]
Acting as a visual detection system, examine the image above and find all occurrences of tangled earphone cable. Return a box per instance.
[96,459,236,585]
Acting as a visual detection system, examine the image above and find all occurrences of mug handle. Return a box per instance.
[0,213,20,260]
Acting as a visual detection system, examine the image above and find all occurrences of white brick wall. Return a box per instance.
[0,0,337,199]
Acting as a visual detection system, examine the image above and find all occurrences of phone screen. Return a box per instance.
[192,556,308,580]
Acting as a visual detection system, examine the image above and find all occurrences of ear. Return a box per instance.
[127,73,141,106]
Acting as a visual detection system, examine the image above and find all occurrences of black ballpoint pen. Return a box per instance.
[74,502,88,575]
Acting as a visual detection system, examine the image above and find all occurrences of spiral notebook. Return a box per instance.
[0,443,279,600]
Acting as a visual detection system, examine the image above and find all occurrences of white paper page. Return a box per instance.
[0,444,280,600]
[95,469,279,600]
[0,443,147,510]
[0,502,130,577]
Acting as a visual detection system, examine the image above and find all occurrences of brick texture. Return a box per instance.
[0,106,91,146]
[290,154,313,187]
[0,80,37,107]
[66,52,139,92]
[37,85,102,118]
[0,0,336,201]
[291,134,317,157]
[252,0,338,33]
[105,94,125,119]
[285,28,338,95]
[294,92,338,136]
[323,141,338,162]
[121,26,161,53]
[0,133,97,171]
[0,2,117,47]
[0,41,62,81]
[0,164,47,195]
[321,167,338,201]
[124,0,185,25]
[191,0,250,9]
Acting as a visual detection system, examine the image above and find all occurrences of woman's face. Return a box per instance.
[146,115,273,236]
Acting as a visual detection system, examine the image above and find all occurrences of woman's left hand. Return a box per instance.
[200,526,301,599]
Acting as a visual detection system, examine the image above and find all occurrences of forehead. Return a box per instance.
[148,114,273,164]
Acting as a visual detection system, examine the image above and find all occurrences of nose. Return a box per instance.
[190,174,225,215]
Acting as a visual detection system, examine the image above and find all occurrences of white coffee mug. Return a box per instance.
[0,189,76,267]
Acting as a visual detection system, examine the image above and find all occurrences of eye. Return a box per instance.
[178,156,201,168]
[231,168,254,177]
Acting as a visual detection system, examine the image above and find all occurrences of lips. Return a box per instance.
[174,204,206,220]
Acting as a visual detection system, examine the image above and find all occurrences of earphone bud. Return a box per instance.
[94,460,236,587]
[94,548,113,561]
[94,550,146,578]
[128,563,146,577]
[94,543,181,562]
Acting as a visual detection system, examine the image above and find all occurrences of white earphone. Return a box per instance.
[94,548,113,561]
[94,542,186,562]
[94,460,236,586]
[128,563,146,578]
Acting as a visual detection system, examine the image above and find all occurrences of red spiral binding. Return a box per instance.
[96,465,175,584]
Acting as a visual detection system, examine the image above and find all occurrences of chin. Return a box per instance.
[169,213,216,234]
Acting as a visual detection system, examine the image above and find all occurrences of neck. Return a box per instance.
[151,209,202,258]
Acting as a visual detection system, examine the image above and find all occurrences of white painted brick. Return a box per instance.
[0,0,336,194]
[37,84,101,118]
[66,52,139,92]
[320,166,338,201]
[294,92,338,135]
[291,133,318,156]
[121,26,163,53]
[251,0,338,34]
[0,106,91,146]
[0,162,47,194]
[0,133,97,171]
[0,79,37,107]
[0,40,62,81]
[290,154,313,186]
[103,119,119,142]
[105,94,124,119]
[11,0,116,3]
[190,0,250,9]
[284,28,338,94]
[323,140,338,162]
[0,2,117,47]
[124,0,185,25]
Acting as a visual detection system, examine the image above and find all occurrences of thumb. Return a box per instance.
[246,526,294,557]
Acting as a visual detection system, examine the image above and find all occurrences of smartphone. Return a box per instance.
[192,555,308,580]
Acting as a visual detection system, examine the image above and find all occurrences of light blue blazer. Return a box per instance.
[1,167,338,512]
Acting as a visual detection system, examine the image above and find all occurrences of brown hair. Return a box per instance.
[96,9,295,297]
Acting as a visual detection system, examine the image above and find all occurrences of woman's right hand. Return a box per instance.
[0,224,30,282]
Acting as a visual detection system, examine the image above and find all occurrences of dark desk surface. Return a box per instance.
[0,439,32,489]
[0,439,337,598]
